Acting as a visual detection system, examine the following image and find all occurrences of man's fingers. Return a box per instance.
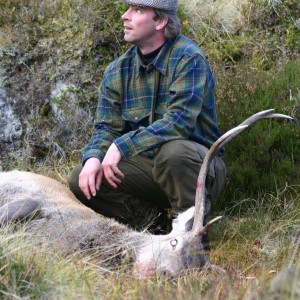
[101,143,123,188]
[96,169,103,191]
[78,157,102,200]
[88,175,97,197]
[103,165,123,188]
[79,176,91,200]
[111,165,124,179]
[105,171,121,188]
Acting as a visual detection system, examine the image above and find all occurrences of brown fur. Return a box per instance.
[0,170,207,277]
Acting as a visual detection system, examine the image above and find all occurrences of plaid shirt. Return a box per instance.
[82,34,222,163]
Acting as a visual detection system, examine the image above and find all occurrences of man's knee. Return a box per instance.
[208,156,227,199]
[68,164,82,197]
[153,140,226,211]
[154,140,206,167]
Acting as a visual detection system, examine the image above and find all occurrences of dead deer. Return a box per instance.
[0,109,292,277]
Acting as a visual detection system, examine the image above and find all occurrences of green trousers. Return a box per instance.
[68,140,227,230]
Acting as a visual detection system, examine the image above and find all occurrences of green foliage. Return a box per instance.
[245,0,300,68]
[182,0,300,67]
[0,244,49,298]
[0,229,102,299]
[0,0,127,67]
[214,60,300,209]
[0,1,299,297]
[0,190,299,299]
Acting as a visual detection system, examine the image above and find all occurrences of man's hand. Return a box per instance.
[79,157,103,200]
[102,143,124,188]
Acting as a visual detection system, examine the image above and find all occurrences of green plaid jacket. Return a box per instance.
[82,34,222,163]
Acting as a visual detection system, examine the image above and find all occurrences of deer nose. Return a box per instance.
[132,261,156,278]
[158,268,176,279]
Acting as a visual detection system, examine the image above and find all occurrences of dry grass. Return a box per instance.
[0,186,299,299]
[0,0,299,298]
[181,0,249,32]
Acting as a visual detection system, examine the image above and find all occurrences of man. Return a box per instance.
[68,0,227,232]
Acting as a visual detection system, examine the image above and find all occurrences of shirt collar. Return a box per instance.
[135,38,175,78]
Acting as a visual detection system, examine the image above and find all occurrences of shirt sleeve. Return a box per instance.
[114,54,209,159]
[82,65,126,164]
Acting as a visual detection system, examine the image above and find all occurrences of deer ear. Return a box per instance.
[0,200,41,225]
[171,206,195,232]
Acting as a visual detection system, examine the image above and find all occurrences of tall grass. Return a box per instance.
[214,60,300,208]
[1,188,299,299]
[182,0,299,66]
[0,0,299,298]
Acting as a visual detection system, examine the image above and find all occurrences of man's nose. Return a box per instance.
[121,9,130,20]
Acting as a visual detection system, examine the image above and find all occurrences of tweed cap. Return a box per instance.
[121,0,178,15]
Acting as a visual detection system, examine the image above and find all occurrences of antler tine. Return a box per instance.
[192,109,293,235]
[239,109,293,126]
[192,125,248,233]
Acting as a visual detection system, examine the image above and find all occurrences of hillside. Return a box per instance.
[0,1,300,299]
[0,0,299,200]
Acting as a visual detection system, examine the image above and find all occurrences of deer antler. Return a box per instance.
[192,109,293,235]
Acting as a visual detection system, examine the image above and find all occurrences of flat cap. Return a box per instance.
[120,0,178,15]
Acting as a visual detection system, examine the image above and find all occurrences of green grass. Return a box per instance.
[183,0,300,67]
[0,0,299,298]
[214,60,300,209]
[1,188,299,299]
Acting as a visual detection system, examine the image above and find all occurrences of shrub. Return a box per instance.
[214,60,300,209]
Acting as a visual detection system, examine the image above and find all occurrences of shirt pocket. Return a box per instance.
[122,107,151,130]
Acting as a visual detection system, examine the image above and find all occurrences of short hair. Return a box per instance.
[153,9,181,39]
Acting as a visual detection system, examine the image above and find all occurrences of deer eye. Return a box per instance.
[170,239,178,248]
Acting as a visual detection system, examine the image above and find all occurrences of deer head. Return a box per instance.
[133,109,293,277]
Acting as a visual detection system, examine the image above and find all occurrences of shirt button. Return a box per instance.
[134,117,138,120]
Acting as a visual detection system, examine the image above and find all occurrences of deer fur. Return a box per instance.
[0,109,292,277]
[0,170,207,277]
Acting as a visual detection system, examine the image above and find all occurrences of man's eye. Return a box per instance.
[135,9,142,14]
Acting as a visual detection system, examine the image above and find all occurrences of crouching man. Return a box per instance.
[68,0,227,232]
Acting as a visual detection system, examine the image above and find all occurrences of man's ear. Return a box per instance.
[156,16,168,31]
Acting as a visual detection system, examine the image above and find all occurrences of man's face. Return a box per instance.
[121,6,160,47]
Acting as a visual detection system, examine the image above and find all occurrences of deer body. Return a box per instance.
[0,171,136,252]
[0,170,207,277]
[0,110,292,277]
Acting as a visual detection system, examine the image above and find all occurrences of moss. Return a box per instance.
[286,24,300,48]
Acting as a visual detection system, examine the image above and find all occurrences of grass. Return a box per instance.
[0,226,104,299]
[213,59,300,209]
[183,0,300,66]
[0,187,299,299]
[0,0,299,298]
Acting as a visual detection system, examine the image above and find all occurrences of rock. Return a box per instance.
[183,0,249,32]
[0,87,22,143]
[50,81,77,121]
